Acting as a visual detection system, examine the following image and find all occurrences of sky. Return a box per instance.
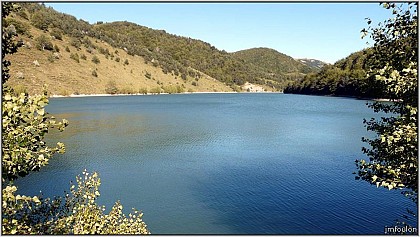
[46,2,394,64]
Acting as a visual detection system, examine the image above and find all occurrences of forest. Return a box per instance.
[284,48,388,98]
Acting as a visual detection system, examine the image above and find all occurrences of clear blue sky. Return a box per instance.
[46,2,393,64]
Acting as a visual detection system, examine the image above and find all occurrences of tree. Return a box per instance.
[30,11,50,31]
[355,3,417,203]
[92,55,100,64]
[105,80,118,94]
[35,34,54,51]
[2,3,149,234]
[2,2,23,84]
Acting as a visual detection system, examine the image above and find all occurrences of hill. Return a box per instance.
[231,47,320,84]
[232,47,318,74]
[284,48,386,98]
[5,3,318,95]
[296,58,328,70]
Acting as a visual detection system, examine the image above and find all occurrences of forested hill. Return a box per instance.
[283,48,387,98]
[231,47,320,81]
[4,3,325,95]
[92,21,281,90]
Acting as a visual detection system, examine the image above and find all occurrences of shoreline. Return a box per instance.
[49,91,282,98]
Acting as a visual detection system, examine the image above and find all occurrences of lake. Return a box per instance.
[14,93,417,234]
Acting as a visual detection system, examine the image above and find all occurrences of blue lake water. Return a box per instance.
[14,93,417,234]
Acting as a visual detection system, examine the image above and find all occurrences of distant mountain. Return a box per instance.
[296,58,328,70]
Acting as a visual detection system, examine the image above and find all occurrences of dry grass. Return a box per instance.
[6,23,235,96]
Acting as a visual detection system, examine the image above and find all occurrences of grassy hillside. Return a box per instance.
[91,21,287,90]
[5,4,237,95]
[6,28,234,95]
[5,3,319,95]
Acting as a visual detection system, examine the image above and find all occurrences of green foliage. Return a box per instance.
[30,11,50,31]
[2,171,150,234]
[50,28,63,40]
[4,18,30,36]
[355,3,418,198]
[119,87,135,94]
[139,87,148,95]
[232,47,318,79]
[163,85,184,94]
[115,57,120,62]
[70,38,81,50]
[283,49,385,97]
[12,84,28,95]
[2,88,68,181]
[90,21,288,90]
[80,54,87,60]
[16,8,28,20]
[149,86,162,94]
[2,2,24,84]
[35,34,53,51]
[48,54,55,63]
[105,80,118,94]
[70,53,80,63]
[92,55,100,64]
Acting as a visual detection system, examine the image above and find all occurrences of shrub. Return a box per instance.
[48,54,55,63]
[65,46,70,52]
[92,70,98,77]
[70,53,80,63]
[115,57,120,62]
[16,9,28,20]
[12,84,27,95]
[5,18,30,36]
[54,44,60,52]
[92,55,100,64]
[181,73,187,81]
[35,34,53,51]
[139,87,148,95]
[80,54,87,60]
[149,87,161,94]
[145,71,151,79]
[191,81,198,86]
[119,87,135,94]
[31,11,49,31]
[124,59,129,65]
[105,80,118,94]
[70,38,81,50]
[50,28,63,40]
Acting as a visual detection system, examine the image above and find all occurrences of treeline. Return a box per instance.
[284,48,386,98]
[13,3,320,92]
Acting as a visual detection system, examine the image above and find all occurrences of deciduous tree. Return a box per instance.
[356,2,417,203]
